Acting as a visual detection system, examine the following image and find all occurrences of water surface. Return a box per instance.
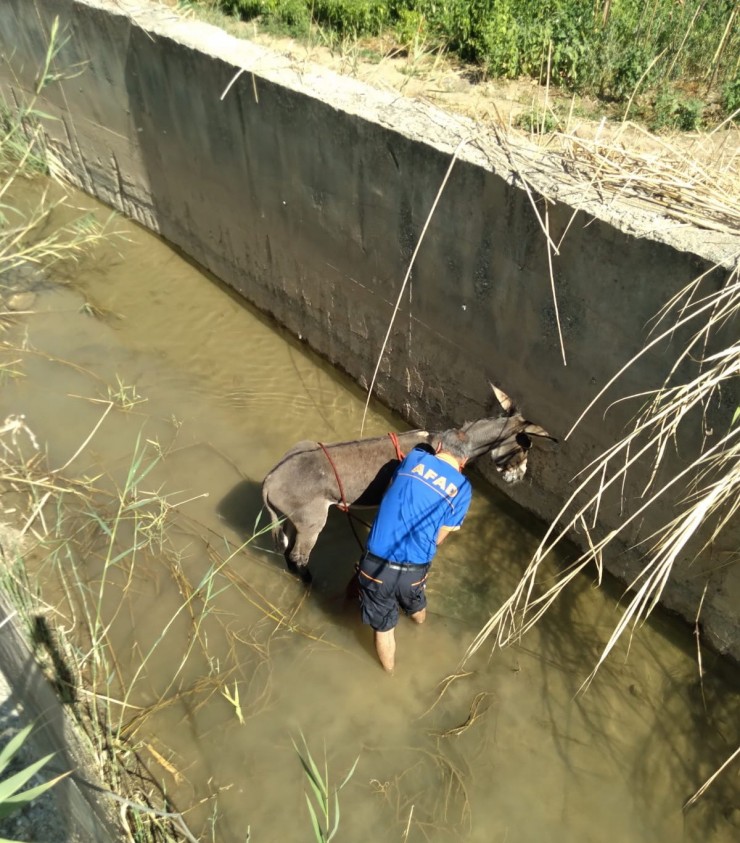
[1,183,738,842]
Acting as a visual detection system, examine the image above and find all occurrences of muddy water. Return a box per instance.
[2,183,739,842]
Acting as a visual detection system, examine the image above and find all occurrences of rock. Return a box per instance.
[6,292,36,311]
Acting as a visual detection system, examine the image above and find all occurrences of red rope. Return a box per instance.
[318,434,407,555]
[318,441,349,511]
[318,433,405,516]
[388,431,404,461]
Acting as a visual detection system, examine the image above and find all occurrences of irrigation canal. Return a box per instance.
[1,179,739,842]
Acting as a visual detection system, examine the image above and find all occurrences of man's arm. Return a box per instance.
[436,525,460,545]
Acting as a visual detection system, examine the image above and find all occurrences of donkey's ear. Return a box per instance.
[524,423,559,448]
[490,382,514,413]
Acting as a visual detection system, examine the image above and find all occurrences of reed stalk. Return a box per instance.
[1,16,115,284]
[0,399,332,839]
[0,28,200,830]
[293,731,359,843]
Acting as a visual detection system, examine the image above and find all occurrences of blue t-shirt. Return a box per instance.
[367,446,472,565]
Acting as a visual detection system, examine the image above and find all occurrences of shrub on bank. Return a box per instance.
[213,0,740,127]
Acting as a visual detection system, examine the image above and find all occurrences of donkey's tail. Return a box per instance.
[261,484,288,552]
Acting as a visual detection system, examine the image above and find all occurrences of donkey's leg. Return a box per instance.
[286,502,330,584]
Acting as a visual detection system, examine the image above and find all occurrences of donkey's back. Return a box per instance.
[261,430,431,580]
[261,385,556,581]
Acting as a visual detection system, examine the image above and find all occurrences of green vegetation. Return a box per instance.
[1,17,112,280]
[0,416,237,841]
[0,18,185,842]
[0,727,61,815]
[0,724,69,841]
[513,105,561,134]
[206,0,740,128]
[293,732,359,842]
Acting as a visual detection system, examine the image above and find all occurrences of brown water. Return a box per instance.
[2,184,738,842]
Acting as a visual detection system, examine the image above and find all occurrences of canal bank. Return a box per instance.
[1,0,738,661]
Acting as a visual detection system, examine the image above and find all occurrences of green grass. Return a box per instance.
[202,0,740,128]
[0,723,70,836]
[0,18,190,840]
[293,731,359,842]
[0,406,313,840]
[0,416,239,841]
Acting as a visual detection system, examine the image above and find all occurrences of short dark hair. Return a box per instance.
[439,428,474,462]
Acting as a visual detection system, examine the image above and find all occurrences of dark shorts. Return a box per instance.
[357,551,429,633]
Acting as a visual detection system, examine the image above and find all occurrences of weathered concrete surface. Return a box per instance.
[1,0,738,659]
[0,590,119,842]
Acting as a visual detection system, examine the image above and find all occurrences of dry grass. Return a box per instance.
[514,116,740,233]
[0,402,328,840]
[465,263,739,682]
[368,743,473,840]
[455,259,740,805]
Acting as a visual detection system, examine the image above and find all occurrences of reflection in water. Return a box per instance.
[1,183,738,842]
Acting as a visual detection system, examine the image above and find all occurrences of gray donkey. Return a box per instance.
[261,386,555,581]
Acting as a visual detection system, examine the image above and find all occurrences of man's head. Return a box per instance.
[438,428,474,467]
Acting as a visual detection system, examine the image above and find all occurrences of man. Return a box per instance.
[357,428,474,672]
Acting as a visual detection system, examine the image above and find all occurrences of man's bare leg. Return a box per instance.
[374,628,396,672]
[410,608,426,624]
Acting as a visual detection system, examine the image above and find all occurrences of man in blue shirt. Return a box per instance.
[357,428,474,672]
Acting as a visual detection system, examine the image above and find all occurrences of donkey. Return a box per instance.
[261,386,555,581]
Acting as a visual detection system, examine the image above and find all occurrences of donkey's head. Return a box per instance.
[459,384,557,484]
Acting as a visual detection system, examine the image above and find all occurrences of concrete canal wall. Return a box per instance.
[0,592,118,841]
[1,0,738,659]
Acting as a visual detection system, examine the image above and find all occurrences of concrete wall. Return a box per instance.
[1,0,738,659]
[0,595,119,841]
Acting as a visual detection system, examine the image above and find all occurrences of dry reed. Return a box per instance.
[466,264,739,680]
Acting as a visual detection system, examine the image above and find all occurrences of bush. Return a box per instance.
[312,0,392,36]
[722,77,740,120]
[414,0,597,82]
[211,0,740,127]
[603,43,653,101]
[394,9,428,51]
[675,98,705,131]
[650,88,705,133]
[219,0,311,34]
[513,106,560,134]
